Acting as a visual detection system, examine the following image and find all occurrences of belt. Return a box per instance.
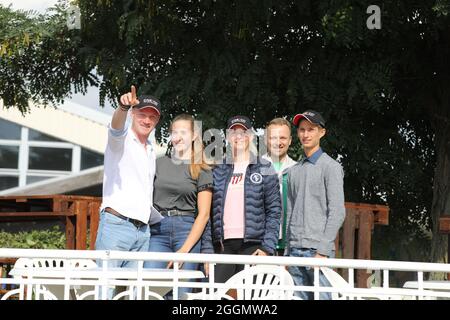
[104,207,147,228]
[160,209,196,217]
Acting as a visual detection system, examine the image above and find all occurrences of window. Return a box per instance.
[0,118,104,191]
[0,175,19,191]
[28,147,72,171]
[28,129,63,142]
[0,118,21,140]
[81,148,103,170]
[0,145,19,169]
[26,175,54,184]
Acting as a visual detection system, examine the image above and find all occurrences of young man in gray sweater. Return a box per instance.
[285,110,346,300]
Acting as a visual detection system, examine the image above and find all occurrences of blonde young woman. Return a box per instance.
[144,114,212,295]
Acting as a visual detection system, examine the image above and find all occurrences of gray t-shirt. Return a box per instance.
[153,155,213,213]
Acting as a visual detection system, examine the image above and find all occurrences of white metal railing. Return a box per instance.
[1,248,450,300]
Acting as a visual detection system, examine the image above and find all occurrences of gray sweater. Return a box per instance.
[285,150,345,257]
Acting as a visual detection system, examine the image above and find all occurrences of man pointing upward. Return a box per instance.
[95,85,161,273]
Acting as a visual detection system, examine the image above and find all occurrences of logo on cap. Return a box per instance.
[143,98,158,106]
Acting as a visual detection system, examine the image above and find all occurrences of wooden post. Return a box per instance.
[89,201,100,250]
[75,200,88,250]
[341,208,357,280]
[438,215,450,279]
[334,232,341,257]
[54,199,75,250]
[356,210,374,288]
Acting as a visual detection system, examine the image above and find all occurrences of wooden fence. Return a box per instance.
[335,202,389,288]
[439,215,450,279]
[0,195,101,250]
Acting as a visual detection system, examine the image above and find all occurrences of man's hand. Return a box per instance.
[251,249,268,256]
[204,263,209,277]
[312,253,328,268]
[119,85,140,109]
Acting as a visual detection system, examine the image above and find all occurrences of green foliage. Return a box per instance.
[0,3,96,112]
[0,226,65,249]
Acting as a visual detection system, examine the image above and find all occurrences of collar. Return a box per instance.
[262,153,291,164]
[263,153,296,166]
[131,128,153,147]
[304,147,323,165]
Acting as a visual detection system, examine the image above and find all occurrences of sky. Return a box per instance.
[0,0,58,13]
[0,0,115,115]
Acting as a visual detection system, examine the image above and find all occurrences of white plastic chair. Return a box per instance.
[185,265,296,300]
[320,267,436,300]
[3,257,97,300]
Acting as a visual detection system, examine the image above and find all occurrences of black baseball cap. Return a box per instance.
[133,95,161,115]
[292,110,326,128]
[227,115,253,130]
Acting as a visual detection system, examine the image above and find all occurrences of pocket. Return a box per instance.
[104,212,126,225]
[150,222,162,235]
[291,247,317,258]
[304,248,317,257]
[180,215,195,224]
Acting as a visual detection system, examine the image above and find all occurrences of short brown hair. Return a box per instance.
[265,118,292,133]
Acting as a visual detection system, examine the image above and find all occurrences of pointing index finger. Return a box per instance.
[131,85,137,101]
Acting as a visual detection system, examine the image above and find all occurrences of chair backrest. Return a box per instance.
[15,258,97,270]
[214,265,295,300]
[320,267,351,300]
[320,267,408,300]
[12,258,97,300]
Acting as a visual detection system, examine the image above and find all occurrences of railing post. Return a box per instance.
[89,200,101,250]
[313,266,319,300]
[74,200,88,250]
[342,208,357,280]
[54,198,75,250]
[357,209,373,288]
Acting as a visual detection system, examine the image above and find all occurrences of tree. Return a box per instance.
[1,0,449,268]
[0,3,95,112]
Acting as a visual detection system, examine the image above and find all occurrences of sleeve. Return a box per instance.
[261,165,282,255]
[201,214,214,254]
[197,168,213,192]
[284,172,294,256]
[317,162,346,257]
[107,123,128,152]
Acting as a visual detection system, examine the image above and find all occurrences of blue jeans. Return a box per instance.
[287,247,333,300]
[144,215,201,298]
[95,209,150,299]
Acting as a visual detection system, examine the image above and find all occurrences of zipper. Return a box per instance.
[219,164,234,252]
[242,163,250,243]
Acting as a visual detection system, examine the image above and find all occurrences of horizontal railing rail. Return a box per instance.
[1,248,449,300]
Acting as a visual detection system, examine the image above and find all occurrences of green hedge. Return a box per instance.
[0,226,65,249]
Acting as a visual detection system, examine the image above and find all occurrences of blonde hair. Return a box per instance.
[265,117,292,133]
[169,114,211,180]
